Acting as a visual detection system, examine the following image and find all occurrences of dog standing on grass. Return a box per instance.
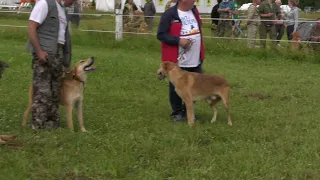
[157,61,232,127]
[0,60,17,144]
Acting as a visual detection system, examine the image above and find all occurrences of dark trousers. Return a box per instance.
[287,25,294,40]
[275,24,284,44]
[169,62,203,116]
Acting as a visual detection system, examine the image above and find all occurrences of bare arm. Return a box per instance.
[28,21,41,54]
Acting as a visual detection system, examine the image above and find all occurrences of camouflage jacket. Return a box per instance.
[123,3,138,22]
[258,0,280,24]
[247,4,260,26]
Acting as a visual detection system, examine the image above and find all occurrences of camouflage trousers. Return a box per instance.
[31,46,64,130]
[216,20,232,37]
[259,23,277,49]
[123,18,143,32]
[247,24,259,48]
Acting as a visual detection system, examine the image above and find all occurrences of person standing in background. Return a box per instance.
[286,0,299,41]
[140,0,156,32]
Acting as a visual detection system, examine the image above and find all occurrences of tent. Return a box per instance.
[0,0,19,4]
[95,0,218,13]
[238,3,291,14]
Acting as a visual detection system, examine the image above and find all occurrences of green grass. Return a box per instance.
[0,11,320,179]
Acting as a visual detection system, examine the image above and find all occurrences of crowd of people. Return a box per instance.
[211,0,319,51]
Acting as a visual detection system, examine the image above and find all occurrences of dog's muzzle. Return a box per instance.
[157,71,166,80]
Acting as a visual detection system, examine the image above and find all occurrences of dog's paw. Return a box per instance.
[80,128,87,133]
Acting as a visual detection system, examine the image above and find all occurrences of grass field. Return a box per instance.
[0,10,320,180]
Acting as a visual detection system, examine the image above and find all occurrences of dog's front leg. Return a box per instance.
[65,103,74,132]
[76,99,86,133]
[183,96,195,127]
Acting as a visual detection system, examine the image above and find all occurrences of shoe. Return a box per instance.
[181,110,200,121]
[171,113,185,123]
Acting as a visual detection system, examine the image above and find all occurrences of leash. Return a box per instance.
[177,38,196,62]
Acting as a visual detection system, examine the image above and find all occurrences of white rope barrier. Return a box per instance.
[1,24,319,44]
[0,10,318,23]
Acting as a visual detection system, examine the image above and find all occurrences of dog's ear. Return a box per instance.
[162,62,171,72]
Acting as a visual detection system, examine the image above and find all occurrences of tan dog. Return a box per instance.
[22,57,96,132]
[291,31,301,49]
[157,61,232,126]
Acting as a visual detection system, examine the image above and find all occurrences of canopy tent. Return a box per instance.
[0,0,19,4]
[95,0,218,13]
[238,3,291,14]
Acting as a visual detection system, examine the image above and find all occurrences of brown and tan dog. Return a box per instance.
[291,31,301,49]
[157,61,232,127]
[22,57,96,132]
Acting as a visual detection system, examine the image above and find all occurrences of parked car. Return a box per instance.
[304,6,315,13]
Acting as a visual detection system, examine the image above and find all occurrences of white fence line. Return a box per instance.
[0,10,319,23]
[0,24,319,44]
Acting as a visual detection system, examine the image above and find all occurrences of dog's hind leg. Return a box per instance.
[206,96,221,123]
[218,87,232,126]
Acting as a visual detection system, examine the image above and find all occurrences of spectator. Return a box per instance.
[140,0,156,32]
[274,0,285,47]
[165,0,177,11]
[157,0,205,122]
[231,0,239,38]
[123,0,142,32]
[246,0,261,48]
[286,0,299,41]
[67,0,81,29]
[258,0,281,49]
[310,18,320,52]
[210,0,222,36]
[217,0,233,37]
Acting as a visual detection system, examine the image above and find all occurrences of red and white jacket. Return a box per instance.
[157,4,205,63]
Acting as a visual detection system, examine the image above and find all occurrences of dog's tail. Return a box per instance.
[22,85,33,126]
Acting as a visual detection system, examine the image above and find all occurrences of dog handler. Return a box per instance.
[157,0,205,122]
[26,0,76,130]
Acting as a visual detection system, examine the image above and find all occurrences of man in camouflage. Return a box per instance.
[123,0,144,32]
[26,0,76,130]
[165,0,177,11]
[258,0,281,49]
[217,0,233,37]
[246,0,261,48]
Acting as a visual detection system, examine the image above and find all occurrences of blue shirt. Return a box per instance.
[219,1,233,14]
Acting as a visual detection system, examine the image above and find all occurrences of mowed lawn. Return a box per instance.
[1,13,320,179]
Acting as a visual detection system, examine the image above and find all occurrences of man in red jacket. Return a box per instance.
[157,0,205,123]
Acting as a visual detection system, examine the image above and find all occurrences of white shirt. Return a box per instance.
[29,0,67,44]
[177,9,201,67]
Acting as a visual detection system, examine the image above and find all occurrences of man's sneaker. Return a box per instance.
[182,111,200,121]
[171,113,185,123]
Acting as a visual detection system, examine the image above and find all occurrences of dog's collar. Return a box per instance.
[72,74,86,87]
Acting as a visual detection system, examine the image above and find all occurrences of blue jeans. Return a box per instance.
[287,25,294,40]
